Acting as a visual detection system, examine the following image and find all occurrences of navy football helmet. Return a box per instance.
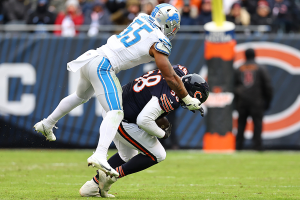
[181,74,209,105]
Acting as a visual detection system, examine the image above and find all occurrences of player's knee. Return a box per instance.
[111,110,124,119]
[156,149,166,163]
[82,97,91,104]
[74,92,90,104]
[106,110,124,125]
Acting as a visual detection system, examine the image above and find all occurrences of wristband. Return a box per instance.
[182,95,193,104]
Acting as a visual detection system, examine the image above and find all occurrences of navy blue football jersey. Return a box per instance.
[122,65,189,123]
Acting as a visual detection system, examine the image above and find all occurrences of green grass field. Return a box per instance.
[0,150,300,200]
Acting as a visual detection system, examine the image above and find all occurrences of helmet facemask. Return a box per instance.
[163,22,180,40]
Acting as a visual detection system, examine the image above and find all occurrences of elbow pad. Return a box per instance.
[154,38,172,56]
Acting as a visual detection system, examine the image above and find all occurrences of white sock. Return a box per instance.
[44,93,85,126]
[95,110,124,159]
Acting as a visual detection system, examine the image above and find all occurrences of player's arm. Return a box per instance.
[136,96,169,139]
[149,44,201,111]
[150,44,187,98]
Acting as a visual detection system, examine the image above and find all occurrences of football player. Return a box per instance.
[79,65,209,197]
[34,3,203,177]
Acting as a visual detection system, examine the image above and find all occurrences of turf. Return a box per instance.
[0,150,300,199]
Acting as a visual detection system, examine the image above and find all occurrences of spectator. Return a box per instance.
[26,0,56,33]
[48,0,67,14]
[0,0,6,24]
[157,0,171,4]
[234,48,273,151]
[111,0,141,26]
[54,0,84,37]
[3,0,32,24]
[270,0,300,33]
[251,0,272,26]
[196,0,212,25]
[226,2,250,26]
[171,0,201,19]
[223,0,238,15]
[142,1,154,15]
[104,0,127,14]
[240,0,258,15]
[181,3,197,25]
[84,1,111,37]
[79,0,93,16]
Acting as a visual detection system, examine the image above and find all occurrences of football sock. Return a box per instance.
[108,153,126,168]
[46,93,85,125]
[93,172,99,184]
[95,110,124,160]
[116,153,158,178]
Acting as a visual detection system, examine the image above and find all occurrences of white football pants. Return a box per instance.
[47,55,123,158]
[113,121,166,163]
[77,55,123,112]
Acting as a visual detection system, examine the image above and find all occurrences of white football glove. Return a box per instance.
[182,95,201,111]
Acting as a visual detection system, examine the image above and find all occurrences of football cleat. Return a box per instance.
[98,170,117,198]
[87,153,119,177]
[79,179,100,197]
[33,119,57,141]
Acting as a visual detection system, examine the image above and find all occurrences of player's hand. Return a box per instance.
[162,124,172,139]
[190,107,204,117]
[182,95,201,111]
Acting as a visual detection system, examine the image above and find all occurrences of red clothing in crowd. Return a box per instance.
[54,12,84,35]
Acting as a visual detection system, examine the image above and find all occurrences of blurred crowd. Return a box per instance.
[1,0,300,36]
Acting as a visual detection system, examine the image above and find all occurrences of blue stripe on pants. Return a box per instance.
[97,57,121,110]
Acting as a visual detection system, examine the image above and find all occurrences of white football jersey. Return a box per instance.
[97,13,172,74]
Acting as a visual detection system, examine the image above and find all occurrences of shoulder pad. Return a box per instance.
[137,13,148,19]
[154,38,172,56]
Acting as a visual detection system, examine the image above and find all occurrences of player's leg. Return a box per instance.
[114,122,166,178]
[236,106,249,150]
[250,107,264,151]
[85,56,124,177]
[100,137,138,197]
[80,135,138,197]
[34,67,95,141]
[110,137,138,165]
[82,122,165,197]
[97,126,158,198]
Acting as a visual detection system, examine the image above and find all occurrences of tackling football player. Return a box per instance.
[79,65,209,197]
[34,3,203,177]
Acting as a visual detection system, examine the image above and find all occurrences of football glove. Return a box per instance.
[199,107,204,117]
[162,123,172,140]
[182,95,201,111]
[190,107,204,117]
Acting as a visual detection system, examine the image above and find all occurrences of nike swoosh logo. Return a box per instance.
[42,124,48,136]
[100,164,111,171]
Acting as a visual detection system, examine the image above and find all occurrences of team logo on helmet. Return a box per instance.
[194,91,202,99]
[166,13,180,23]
